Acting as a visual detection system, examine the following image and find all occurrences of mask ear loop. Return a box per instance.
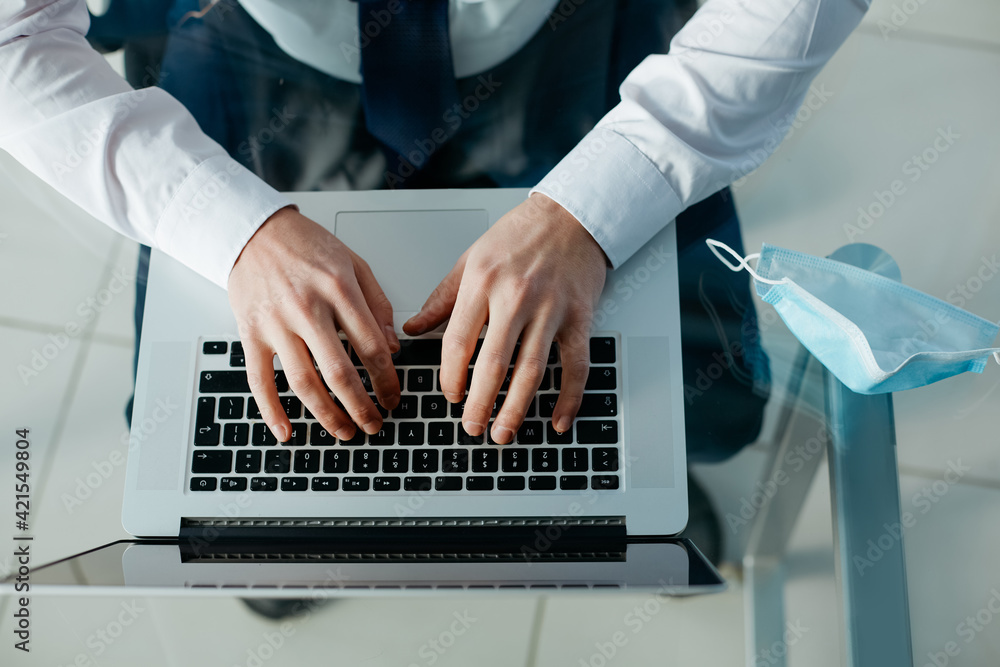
[705,239,788,286]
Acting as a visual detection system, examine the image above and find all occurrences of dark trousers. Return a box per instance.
[121,0,768,462]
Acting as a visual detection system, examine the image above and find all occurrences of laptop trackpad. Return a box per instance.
[335,209,489,322]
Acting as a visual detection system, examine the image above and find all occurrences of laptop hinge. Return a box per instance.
[179,517,626,560]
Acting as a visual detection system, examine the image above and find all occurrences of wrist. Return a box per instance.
[529,192,610,267]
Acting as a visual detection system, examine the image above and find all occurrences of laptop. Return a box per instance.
[122,187,689,553]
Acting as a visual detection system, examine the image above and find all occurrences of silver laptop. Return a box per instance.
[122,188,688,541]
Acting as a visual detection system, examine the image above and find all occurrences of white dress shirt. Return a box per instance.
[0,0,870,289]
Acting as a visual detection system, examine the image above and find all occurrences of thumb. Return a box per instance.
[404,254,467,335]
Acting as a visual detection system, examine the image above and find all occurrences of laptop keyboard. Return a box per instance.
[189,335,623,495]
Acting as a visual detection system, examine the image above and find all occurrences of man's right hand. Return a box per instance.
[227,206,400,443]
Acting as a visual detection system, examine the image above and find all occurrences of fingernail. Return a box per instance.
[555,416,571,433]
[362,420,381,435]
[493,425,513,443]
[273,423,289,442]
[465,420,484,436]
[444,391,462,403]
[336,426,355,441]
[384,324,400,351]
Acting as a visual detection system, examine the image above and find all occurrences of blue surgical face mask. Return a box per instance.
[706,240,1000,395]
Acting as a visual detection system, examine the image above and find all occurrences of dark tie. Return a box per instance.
[357,0,461,166]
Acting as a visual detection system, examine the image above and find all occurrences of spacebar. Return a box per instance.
[200,371,250,393]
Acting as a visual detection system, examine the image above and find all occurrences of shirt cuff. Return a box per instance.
[154,155,294,289]
[531,127,683,269]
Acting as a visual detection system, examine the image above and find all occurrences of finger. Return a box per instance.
[438,278,489,404]
[242,337,289,443]
[551,318,592,433]
[492,316,557,444]
[277,330,357,441]
[354,255,399,353]
[403,252,467,336]
[272,333,358,441]
[463,310,522,437]
[327,280,400,421]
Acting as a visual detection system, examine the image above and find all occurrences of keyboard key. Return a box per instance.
[471,449,498,473]
[547,342,559,364]
[579,394,617,417]
[466,476,495,491]
[217,396,244,420]
[592,475,620,490]
[554,366,617,391]
[281,477,308,491]
[195,397,216,428]
[435,476,462,491]
[398,422,425,446]
[236,450,261,474]
[590,337,616,364]
[531,449,558,473]
[199,370,249,393]
[516,421,543,445]
[537,394,558,418]
[413,450,439,473]
[392,395,418,419]
[427,422,454,445]
[592,447,620,471]
[394,339,443,366]
[264,450,290,474]
[408,368,435,391]
[538,368,551,391]
[203,341,227,354]
[323,449,349,473]
[311,477,338,491]
[220,476,247,491]
[251,423,277,446]
[223,423,249,446]
[190,477,217,491]
[560,475,588,490]
[562,448,588,472]
[457,423,484,445]
[231,342,243,355]
[442,449,468,473]
[285,422,307,445]
[251,477,278,491]
[421,395,447,418]
[368,394,389,418]
[404,476,433,491]
[578,421,619,444]
[546,421,572,445]
[194,423,220,446]
[383,450,409,473]
[192,451,231,473]
[273,370,289,392]
[280,396,302,419]
[373,477,401,491]
[501,449,528,472]
[353,450,379,473]
[310,424,337,445]
[450,398,466,419]
[229,351,245,367]
[497,476,526,490]
[343,477,370,491]
[490,394,505,418]
[340,429,366,446]
[247,397,262,419]
[293,450,320,473]
[528,475,557,490]
[369,423,395,446]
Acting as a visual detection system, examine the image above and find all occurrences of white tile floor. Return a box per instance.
[2,1,999,664]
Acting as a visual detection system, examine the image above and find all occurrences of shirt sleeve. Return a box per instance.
[0,0,293,289]
[532,0,871,269]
